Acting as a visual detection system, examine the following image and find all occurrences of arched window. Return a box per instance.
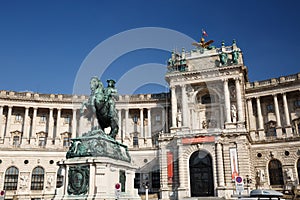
[31,166,45,190]
[4,166,19,190]
[268,159,284,185]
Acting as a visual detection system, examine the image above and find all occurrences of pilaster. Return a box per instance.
[71,109,77,138]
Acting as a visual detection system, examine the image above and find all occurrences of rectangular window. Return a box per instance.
[155,115,161,122]
[15,114,22,122]
[295,100,300,108]
[63,137,70,147]
[266,104,274,112]
[133,136,138,147]
[134,173,140,189]
[152,170,160,189]
[13,136,20,146]
[40,115,46,122]
[38,137,47,147]
[64,115,70,124]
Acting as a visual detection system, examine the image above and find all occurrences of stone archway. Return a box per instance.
[189,150,214,197]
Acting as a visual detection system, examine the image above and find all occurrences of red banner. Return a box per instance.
[181,136,215,144]
[167,152,173,184]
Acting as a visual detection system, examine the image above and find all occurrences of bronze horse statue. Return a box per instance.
[80,77,119,139]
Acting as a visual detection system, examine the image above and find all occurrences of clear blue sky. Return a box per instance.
[0,0,299,95]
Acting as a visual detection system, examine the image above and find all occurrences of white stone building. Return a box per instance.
[0,39,300,200]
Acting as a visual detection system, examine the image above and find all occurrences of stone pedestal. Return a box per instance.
[54,157,140,200]
[54,130,141,200]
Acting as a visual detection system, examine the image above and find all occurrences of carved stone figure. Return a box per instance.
[255,169,265,189]
[177,110,182,127]
[285,168,294,182]
[231,105,237,122]
[80,77,119,139]
[20,175,28,189]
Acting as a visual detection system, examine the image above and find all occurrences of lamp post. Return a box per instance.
[143,182,149,200]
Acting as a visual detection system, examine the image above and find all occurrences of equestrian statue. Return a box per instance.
[80,77,119,140]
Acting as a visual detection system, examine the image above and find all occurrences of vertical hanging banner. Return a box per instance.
[230,148,239,181]
[167,151,173,183]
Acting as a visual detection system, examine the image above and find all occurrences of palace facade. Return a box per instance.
[0,40,300,200]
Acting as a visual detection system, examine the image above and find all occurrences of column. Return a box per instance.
[273,94,281,127]
[147,108,151,138]
[282,93,292,137]
[78,114,83,137]
[171,86,177,128]
[118,109,122,141]
[216,143,225,187]
[140,108,144,137]
[223,79,231,123]
[5,106,12,137]
[273,94,282,138]
[56,108,61,138]
[23,107,30,139]
[235,78,244,122]
[256,97,263,129]
[31,107,37,137]
[0,106,3,138]
[72,109,77,138]
[282,93,290,126]
[125,109,129,138]
[48,108,54,138]
[181,84,188,127]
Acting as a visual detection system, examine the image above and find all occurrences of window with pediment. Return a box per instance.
[36,132,47,147]
[61,132,71,147]
[11,130,22,147]
[292,118,300,135]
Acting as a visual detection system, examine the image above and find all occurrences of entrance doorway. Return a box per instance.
[189,150,214,197]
